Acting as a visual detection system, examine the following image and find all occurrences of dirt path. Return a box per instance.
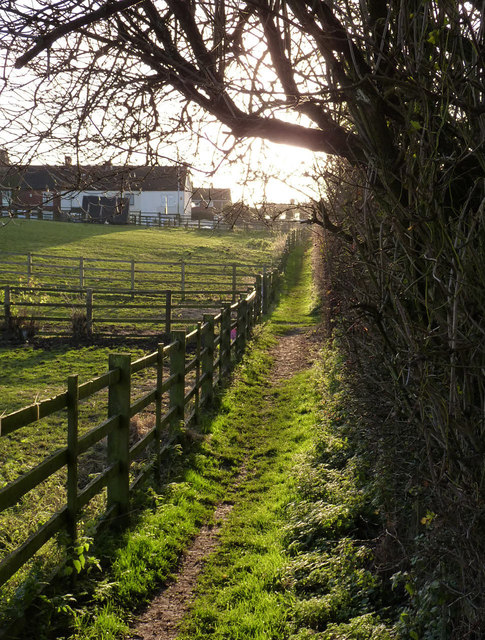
[128,325,321,640]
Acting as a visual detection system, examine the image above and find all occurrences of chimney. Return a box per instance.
[65,155,72,166]
[0,149,9,165]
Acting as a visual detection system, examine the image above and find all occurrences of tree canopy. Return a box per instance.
[1,1,482,173]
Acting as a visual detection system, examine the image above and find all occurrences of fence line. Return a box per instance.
[1,285,259,338]
[0,251,264,291]
[0,227,301,628]
[128,212,301,232]
[0,284,269,590]
[0,208,302,233]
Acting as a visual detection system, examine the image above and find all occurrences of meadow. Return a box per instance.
[0,219,278,264]
[0,220,282,411]
[0,219,282,340]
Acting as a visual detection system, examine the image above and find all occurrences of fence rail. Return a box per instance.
[0,285,269,591]
[0,251,264,291]
[0,231,300,338]
[0,208,302,233]
[0,284,262,337]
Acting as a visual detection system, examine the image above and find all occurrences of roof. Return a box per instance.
[0,164,190,192]
[192,187,232,203]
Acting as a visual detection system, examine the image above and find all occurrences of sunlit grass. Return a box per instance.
[2,246,398,639]
[0,219,279,265]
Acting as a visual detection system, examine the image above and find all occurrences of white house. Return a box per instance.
[2,161,193,223]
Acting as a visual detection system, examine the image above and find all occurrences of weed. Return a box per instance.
[70,310,90,340]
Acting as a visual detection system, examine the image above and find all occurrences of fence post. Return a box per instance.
[86,289,93,337]
[130,259,135,292]
[155,343,164,482]
[170,330,186,429]
[181,261,186,301]
[79,257,84,288]
[262,268,269,315]
[67,374,79,546]
[235,300,243,360]
[220,305,231,376]
[165,290,172,334]
[4,285,11,332]
[195,322,201,423]
[269,269,276,305]
[107,354,131,518]
[240,298,248,353]
[247,291,255,333]
[255,275,262,321]
[232,264,237,303]
[27,253,32,281]
[201,314,215,405]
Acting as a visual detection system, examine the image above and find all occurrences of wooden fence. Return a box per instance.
[128,212,302,232]
[0,252,263,292]
[0,208,302,233]
[0,231,304,623]
[0,284,261,338]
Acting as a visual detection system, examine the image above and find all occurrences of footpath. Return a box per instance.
[129,246,322,640]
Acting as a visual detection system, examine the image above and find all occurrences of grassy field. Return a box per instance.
[0,219,282,339]
[2,246,400,639]
[0,221,281,414]
[0,219,279,263]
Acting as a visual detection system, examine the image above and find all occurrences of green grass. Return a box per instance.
[0,223,284,625]
[0,219,279,264]
[0,220,284,337]
[178,366,319,640]
[175,250,397,640]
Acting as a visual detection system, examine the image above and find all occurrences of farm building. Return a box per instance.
[0,160,194,223]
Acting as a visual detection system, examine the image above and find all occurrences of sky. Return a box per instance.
[189,138,321,205]
[0,8,325,207]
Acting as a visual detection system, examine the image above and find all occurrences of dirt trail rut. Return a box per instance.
[129,326,321,640]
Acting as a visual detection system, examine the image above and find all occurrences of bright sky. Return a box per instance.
[189,138,322,205]
[0,12,325,207]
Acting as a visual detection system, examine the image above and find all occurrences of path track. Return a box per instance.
[130,328,321,640]
[129,245,319,639]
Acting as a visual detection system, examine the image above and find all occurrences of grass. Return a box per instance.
[178,366,319,640]
[0,219,279,264]
[0,220,284,337]
[0,223,284,628]
[177,253,397,639]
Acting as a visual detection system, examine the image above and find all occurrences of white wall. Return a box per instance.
[60,189,192,219]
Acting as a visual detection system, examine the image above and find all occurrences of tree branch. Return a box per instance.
[15,0,144,68]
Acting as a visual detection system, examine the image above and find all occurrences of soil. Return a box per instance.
[128,326,321,640]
